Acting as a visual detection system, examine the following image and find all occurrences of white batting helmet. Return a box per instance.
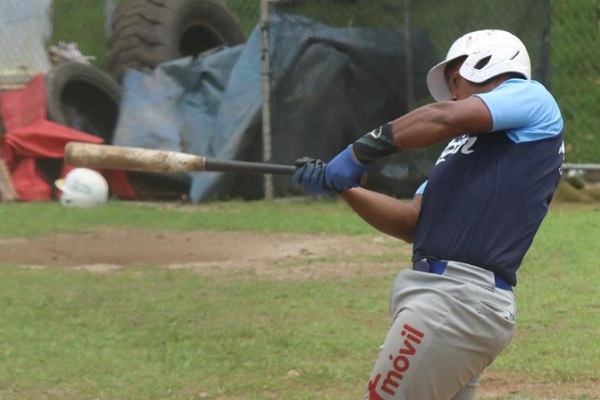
[427,29,531,102]
[55,168,109,208]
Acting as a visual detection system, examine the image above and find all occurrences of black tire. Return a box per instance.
[108,0,246,82]
[45,62,122,144]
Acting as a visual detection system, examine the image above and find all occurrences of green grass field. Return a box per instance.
[0,196,597,399]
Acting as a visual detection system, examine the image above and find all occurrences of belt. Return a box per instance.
[414,259,513,291]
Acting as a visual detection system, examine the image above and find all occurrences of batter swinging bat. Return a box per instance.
[64,142,297,175]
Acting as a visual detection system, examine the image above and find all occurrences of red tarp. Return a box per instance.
[0,73,135,201]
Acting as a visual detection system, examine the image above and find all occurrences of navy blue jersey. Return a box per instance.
[412,79,564,286]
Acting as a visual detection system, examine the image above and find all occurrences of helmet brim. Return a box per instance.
[426,57,460,102]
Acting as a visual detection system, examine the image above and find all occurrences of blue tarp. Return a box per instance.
[114,31,263,202]
[113,13,437,202]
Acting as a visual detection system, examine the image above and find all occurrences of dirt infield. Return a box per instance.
[0,229,409,279]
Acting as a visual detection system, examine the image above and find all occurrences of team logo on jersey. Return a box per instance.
[436,135,477,165]
[368,324,425,399]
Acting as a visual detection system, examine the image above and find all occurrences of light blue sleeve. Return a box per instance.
[474,79,563,143]
[415,181,427,196]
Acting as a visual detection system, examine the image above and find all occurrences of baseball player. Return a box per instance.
[293,29,564,400]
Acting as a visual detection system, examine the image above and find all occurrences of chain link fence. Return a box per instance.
[259,0,555,196]
[0,0,597,182]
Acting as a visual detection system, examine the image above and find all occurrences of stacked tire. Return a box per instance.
[46,62,122,144]
[108,0,247,82]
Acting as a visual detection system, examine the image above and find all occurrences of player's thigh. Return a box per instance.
[364,299,512,400]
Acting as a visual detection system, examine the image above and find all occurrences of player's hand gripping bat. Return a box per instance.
[64,142,297,175]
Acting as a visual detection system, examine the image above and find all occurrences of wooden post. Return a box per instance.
[0,154,18,202]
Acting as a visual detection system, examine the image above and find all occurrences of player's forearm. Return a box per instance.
[351,102,461,167]
[353,100,489,163]
[389,98,493,150]
[340,188,420,243]
[389,102,464,150]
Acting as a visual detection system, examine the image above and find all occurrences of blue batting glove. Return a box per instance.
[324,145,367,191]
[293,158,339,194]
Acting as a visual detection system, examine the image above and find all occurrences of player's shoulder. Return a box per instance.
[476,78,563,140]
[484,78,560,113]
[495,78,551,96]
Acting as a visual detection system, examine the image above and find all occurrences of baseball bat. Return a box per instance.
[64,142,297,175]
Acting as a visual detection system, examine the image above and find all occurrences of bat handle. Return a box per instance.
[205,158,297,175]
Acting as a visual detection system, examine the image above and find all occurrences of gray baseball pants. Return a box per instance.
[362,260,516,400]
